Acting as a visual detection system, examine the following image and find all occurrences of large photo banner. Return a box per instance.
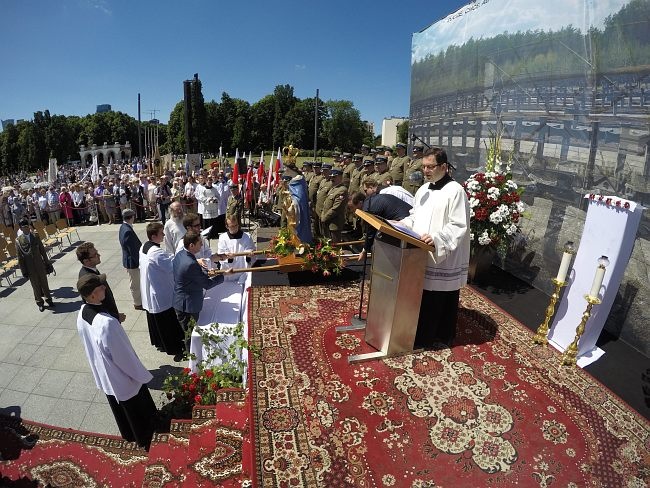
[410,0,650,354]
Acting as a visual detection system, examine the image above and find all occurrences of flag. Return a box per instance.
[91,155,99,183]
[266,148,275,201]
[257,151,266,183]
[273,147,282,188]
[245,166,254,207]
[232,149,240,187]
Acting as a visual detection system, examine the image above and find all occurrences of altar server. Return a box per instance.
[399,148,470,347]
[217,215,256,282]
[76,273,157,449]
[140,222,185,360]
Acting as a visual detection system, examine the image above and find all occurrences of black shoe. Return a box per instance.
[38,304,45,312]
[46,300,54,308]
[173,352,185,362]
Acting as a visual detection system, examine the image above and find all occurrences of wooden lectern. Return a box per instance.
[342,210,434,363]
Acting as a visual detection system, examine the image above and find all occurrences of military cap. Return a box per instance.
[375,156,388,164]
[370,148,377,154]
[329,168,343,177]
[352,154,363,161]
[281,174,292,181]
[360,144,370,150]
[313,161,322,168]
[321,163,333,170]
[375,146,386,152]
[342,152,351,158]
[385,147,393,153]
[396,142,407,149]
[332,151,340,158]
[413,145,424,152]
[229,181,239,188]
[302,161,313,167]
[363,159,374,166]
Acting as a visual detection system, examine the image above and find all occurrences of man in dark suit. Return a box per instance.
[16,219,54,312]
[76,241,125,322]
[172,231,232,353]
[119,209,142,310]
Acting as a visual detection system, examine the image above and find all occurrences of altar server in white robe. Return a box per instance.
[399,147,470,348]
[217,214,256,282]
[140,222,185,359]
[76,273,157,449]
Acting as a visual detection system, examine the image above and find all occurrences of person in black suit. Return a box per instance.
[172,231,232,353]
[119,209,142,310]
[16,219,54,312]
[76,241,125,322]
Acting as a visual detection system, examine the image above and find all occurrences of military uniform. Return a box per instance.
[390,149,410,186]
[403,150,424,195]
[372,170,393,187]
[226,192,243,221]
[314,165,332,238]
[320,180,348,243]
[342,160,356,188]
[303,163,314,185]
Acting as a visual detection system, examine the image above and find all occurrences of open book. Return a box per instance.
[386,220,422,240]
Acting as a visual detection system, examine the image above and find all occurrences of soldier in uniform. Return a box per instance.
[302,161,314,185]
[341,153,355,187]
[226,181,243,222]
[390,142,410,186]
[360,159,375,188]
[308,162,324,237]
[320,168,348,243]
[403,144,425,195]
[384,146,394,165]
[372,156,393,187]
[360,144,372,163]
[348,154,365,196]
[314,163,333,238]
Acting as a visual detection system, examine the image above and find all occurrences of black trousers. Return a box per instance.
[106,384,157,449]
[175,309,199,354]
[414,289,460,348]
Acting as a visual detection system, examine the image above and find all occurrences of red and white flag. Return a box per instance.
[245,165,254,207]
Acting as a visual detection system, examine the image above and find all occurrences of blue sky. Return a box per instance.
[0,0,467,136]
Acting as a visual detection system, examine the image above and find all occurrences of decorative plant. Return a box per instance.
[161,321,258,417]
[268,227,300,257]
[300,238,344,276]
[464,127,525,257]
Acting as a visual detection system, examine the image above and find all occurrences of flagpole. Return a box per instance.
[314,88,319,160]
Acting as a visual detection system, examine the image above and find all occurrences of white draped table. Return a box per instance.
[188,274,251,386]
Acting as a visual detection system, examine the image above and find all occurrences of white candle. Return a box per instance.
[556,251,572,282]
[589,265,606,298]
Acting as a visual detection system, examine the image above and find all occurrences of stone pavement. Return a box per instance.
[0,222,198,436]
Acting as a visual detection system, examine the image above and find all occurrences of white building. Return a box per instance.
[381,117,408,147]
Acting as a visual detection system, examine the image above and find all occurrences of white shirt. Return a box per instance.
[195,184,205,215]
[163,217,186,253]
[217,231,256,282]
[400,178,470,291]
[139,242,174,314]
[380,185,415,207]
[77,304,153,401]
[216,180,230,216]
[197,185,220,219]
[175,235,212,261]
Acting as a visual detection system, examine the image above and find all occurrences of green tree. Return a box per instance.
[250,95,276,152]
[272,84,297,148]
[0,122,20,175]
[166,101,185,155]
[190,77,207,153]
[322,100,365,152]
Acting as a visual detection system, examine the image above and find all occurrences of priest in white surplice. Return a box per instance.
[217,214,256,282]
[140,222,185,360]
[399,147,470,348]
[76,273,157,449]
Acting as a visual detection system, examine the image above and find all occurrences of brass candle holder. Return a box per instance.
[532,278,567,345]
[561,294,602,366]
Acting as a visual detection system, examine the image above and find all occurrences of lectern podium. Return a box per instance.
[345,210,434,363]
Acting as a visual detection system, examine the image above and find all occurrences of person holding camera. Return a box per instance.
[15,219,54,312]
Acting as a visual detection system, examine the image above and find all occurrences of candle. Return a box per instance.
[556,252,572,283]
[588,257,609,298]
[555,241,575,283]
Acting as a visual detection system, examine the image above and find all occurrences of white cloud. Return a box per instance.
[412,0,629,63]
[294,64,307,71]
[79,0,112,16]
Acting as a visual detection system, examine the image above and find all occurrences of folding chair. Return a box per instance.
[55,218,80,244]
[44,224,63,255]
[1,244,19,286]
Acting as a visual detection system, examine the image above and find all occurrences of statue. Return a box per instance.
[282,145,300,165]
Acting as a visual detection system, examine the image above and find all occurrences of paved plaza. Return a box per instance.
[0,222,191,436]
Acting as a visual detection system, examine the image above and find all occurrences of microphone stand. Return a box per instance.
[410,133,431,150]
[336,245,369,332]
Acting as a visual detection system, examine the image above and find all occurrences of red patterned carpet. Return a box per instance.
[249,283,650,487]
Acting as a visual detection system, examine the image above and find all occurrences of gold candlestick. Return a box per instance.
[532,278,567,345]
[561,294,602,366]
